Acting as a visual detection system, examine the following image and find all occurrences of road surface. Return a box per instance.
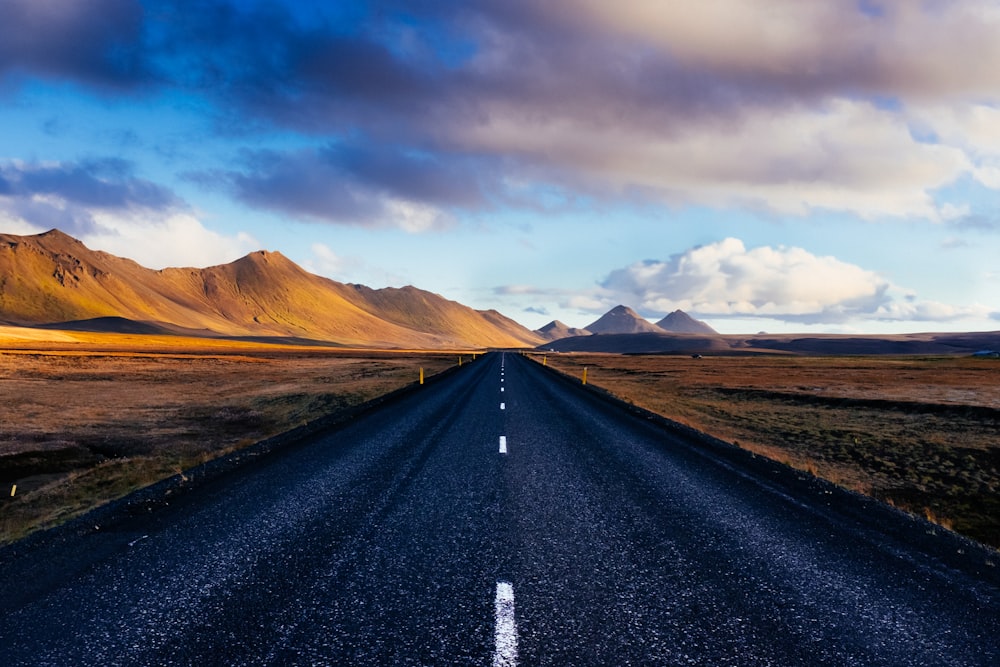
[1,351,997,665]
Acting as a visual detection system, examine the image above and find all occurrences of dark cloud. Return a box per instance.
[1,159,178,210]
[7,197,102,238]
[0,158,186,237]
[0,0,149,89]
[0,159,182,237]
[193,140,499,226]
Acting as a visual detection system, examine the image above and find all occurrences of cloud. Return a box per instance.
[598,238,986,325]
[80,211,259,269]
[602,239,890,321]
[493,285,546,296]
[300,242,366,281]
[195,141,501,229]
[458,98,970,219]
[6,1,1000,223]
[0,0,148,89]
[3,158,178,209]
[948,213,1000,232]
[188,0,995,220]
[0,158,180,236]
[0,158,257,268]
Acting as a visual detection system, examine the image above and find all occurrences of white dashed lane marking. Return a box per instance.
[494,582,518,667]
[499,436,507,454]
[500,402,505,410]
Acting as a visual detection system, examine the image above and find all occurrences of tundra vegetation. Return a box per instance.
[0,334,458,543]
[537,352,1000,549]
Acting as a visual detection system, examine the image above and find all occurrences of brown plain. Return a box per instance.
[539,353,1000,549]
[0,329,461,543]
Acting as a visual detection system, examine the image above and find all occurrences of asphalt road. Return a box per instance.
[1,351,998,665]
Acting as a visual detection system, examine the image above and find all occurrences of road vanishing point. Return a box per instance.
[1,352,998,665]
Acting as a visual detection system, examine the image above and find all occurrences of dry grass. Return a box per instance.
[536,352,1000,549]
[0,336,464,543]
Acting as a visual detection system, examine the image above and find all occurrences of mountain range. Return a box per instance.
[0,230,543,349]
[532,303,1000,356]
[534,305,717,340]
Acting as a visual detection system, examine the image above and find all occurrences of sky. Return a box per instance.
[1,0,999,335]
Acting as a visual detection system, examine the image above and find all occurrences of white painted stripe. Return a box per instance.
[501,387,504,392]
[500,402,505,410]
[494,582,518,667]
[499,435,507,454]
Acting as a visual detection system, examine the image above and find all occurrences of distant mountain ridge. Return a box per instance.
[585,305,665,334]
[534,320,592,341]
[0,230,543,349]
[656,310,718,334]
[536,305,718,341]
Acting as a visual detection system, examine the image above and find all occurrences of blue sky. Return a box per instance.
[1,0,998,334]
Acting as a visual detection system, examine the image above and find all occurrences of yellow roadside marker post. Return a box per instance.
[419,368,424,385]
[10,484,16,497]
[582,367,588,385]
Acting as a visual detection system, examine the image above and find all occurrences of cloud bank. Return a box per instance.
[4,0,999,226]
[600,239,990,325]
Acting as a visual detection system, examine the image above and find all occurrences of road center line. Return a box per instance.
[494,581,518,667]
[501,387,504,392]
[499,435,507,454]
[500,402,505,410]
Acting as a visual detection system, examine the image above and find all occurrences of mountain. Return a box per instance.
[534,320,592,341]
[584,305,664,334]
[656,310,717,334]
[0,230,543,349]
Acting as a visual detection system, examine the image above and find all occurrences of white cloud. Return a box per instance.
[873,299,992,323]
[598,238,985,325]
[0,213,46,236]
[301,242,368,281]
[459,99,970,219]
[602,238,890,322]
[0,199,258,269]
[384,199,451,233]
[305,242,345,275]
[79,210,259,269]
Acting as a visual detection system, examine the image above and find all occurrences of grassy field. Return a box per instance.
[5,335,998,551]
[534,352,1000,549]
[0,333,465,543]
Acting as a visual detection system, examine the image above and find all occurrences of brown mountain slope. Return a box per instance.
[0,230,542,348]
[336,284,544,348]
